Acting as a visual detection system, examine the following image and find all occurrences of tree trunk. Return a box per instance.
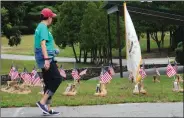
[170,30,172,48]
[79,47,82,63]
[161,25,165,48]
[156,41,161,54]
[103,47,106,64]
[91,49,93,63]
[151,32,161,53]
[94,46,97,64]
[99,47,102,64]
[84,49,87,63]
[71,42,78,63]
[83,49,85,62]
[147,31,151,53]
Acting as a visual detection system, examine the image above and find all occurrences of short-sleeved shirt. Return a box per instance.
[34,23,55,68]
[34,23,54,51]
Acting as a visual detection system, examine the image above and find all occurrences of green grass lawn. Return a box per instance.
[0,75,183,108]
[0,59,95,75]
[1,33,170,58]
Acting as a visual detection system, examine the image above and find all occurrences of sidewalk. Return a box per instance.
[1,102,183,117]
[1,54,175,65]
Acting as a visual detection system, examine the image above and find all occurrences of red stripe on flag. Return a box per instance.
[101,71,112,84]
[166,64,176,77]
[139,68,147,79]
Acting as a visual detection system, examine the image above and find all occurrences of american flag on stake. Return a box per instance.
[166,58,176,77]
[9,65,19,80]
[59,65,66,78]
[72,68,80,80]
[9,64,14,77]
[139,67,147,79]
[20,67,32,83]
[79,68,88,76]
[100,67,112,84]
[31,66,41,85]
[32,72,41,85]
[108,64,115,76]
[166,64,176,77]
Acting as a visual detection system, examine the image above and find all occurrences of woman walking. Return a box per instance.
[34,8,62,115]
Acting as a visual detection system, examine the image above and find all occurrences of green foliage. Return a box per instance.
[53,1,87,48]
[1,2,27,46]
[79,2,106,49]
[1,1,60,46]
[1,1,183,56]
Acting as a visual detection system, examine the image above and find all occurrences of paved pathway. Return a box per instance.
[1,54,175,65]
[1,102,183,117]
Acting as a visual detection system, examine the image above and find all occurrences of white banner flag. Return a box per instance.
[124,3,142,83]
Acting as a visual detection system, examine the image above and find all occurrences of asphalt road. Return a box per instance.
[1,54,175,65]
[1,102,183,117]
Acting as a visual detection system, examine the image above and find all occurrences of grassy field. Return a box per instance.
[0,75,183,108]
[1,33,170,58]
[0,59,94,75]
[1,35,80,57]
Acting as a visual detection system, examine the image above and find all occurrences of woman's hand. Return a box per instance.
[44,60,50,70]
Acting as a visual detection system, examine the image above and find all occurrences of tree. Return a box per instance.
[1,1,27,46]
[53,1,87,62]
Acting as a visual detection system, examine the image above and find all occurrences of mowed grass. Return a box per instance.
[1,33,170,57]
[0,75,183,108]
[0,59,95,75]
[1,35,80,57]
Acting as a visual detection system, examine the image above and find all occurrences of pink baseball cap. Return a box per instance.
[41,8,57,18]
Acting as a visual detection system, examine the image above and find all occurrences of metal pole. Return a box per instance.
[116,11,123,78]
[107,14,112,65]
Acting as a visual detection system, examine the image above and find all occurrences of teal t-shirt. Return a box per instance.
[34,23,54,51]
[34,23,56,68]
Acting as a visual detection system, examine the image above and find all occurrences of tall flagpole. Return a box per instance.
[124,2,127,60]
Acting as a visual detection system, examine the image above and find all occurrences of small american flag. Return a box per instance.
[100,68,112,84]
[79,68,88,76]
[9,66,19,80]
[139,67,147,79]
[59,65,66,78]
[108,65,115,76]
[71,68,80,80]
[32,71,41,85]
[9,64,14,77]
[20,67,32,83]
[166,64,176,77]
[31,67,41,85]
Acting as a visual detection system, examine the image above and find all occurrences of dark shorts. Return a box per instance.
[42,61,62,93]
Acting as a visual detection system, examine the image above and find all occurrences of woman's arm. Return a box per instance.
[41,40,49,59]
